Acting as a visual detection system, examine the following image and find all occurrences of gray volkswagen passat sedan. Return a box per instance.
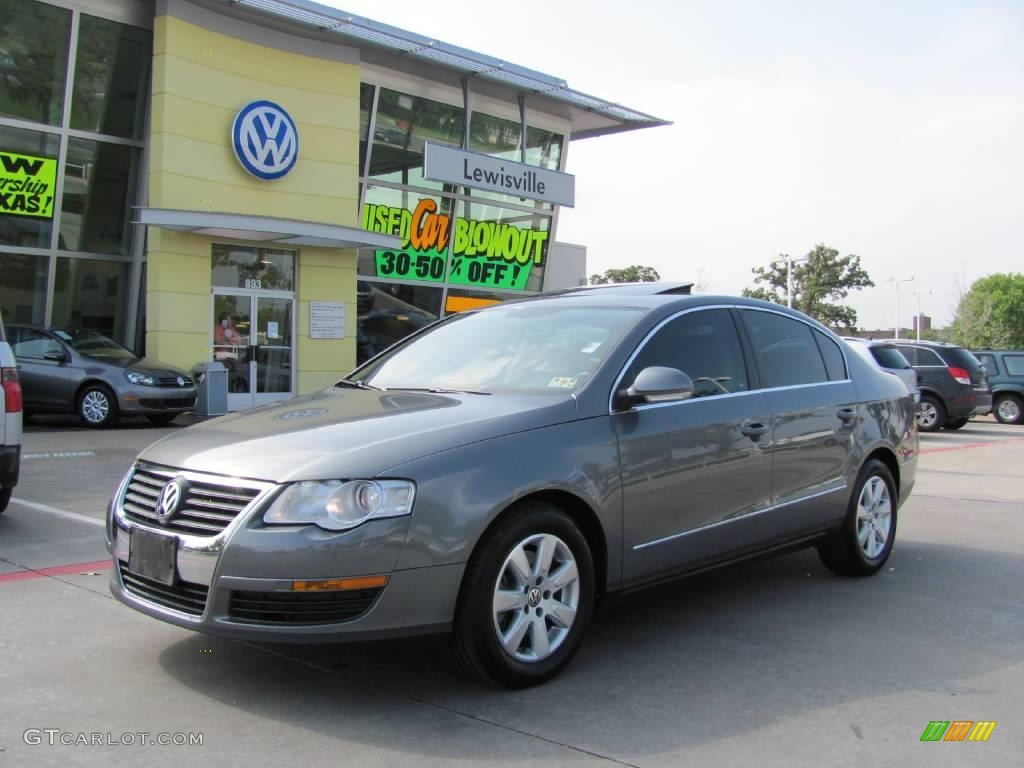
[8,326,196,427]
[107,285,918,687]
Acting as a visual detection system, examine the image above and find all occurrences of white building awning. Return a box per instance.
[134,208,401,250]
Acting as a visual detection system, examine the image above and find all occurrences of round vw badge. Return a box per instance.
[231,100,299,180]
[156,477,185,522]
[176,376,185,387]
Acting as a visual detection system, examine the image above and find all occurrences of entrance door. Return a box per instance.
[213,290,294,411]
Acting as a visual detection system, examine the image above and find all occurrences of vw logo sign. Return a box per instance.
[156,477,185,521]
[231,100,299,180]
[176,376,185,387]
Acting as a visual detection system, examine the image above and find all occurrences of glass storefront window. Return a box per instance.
[0,0,72,126]
[211,245,296,291]
[469,112,520,161]
[368,87,463,191]
[51,256,130,341]
[71,14,151,139]
[452,199,550,292]
[355,280,441,365]
[59,138,141,255]
[0,251,48,326]
[526,126,563,170]
[0,124,59,248]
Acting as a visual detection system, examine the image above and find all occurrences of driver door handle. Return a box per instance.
[741,422,769,438]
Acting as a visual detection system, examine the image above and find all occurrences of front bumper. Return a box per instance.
[106,468,460,642]
[117,385,197,415]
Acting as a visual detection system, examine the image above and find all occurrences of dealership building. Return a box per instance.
[0,0,665,410]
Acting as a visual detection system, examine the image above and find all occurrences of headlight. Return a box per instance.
[125,370,156,386]
[262,479,415,532]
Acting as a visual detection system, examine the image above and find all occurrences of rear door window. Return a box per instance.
[739,309,828,388]
[1005,356,1024,376]
[870,345,912,370]
[976,353,998,375]
[814,331,847,381]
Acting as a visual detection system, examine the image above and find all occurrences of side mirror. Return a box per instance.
[43,350,68,363]
[624,366,695,405]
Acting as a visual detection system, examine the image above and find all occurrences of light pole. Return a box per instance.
[776,254,808,308]
[882,277,915,339]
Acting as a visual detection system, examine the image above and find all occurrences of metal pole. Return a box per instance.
[786,255,793,308]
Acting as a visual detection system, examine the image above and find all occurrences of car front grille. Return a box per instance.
[228,588,382,625]
[156,375,193,387]
[119,565,209,617]
[121,465,263,537]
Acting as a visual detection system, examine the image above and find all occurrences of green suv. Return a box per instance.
[972,350,1024,424]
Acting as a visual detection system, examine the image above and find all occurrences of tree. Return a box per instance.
[589,265,660,285]
[950,273,1024,349]
[742,244,873,328]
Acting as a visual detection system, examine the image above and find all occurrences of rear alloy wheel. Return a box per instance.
[994,394,1024,425]
[818,459,897,577]
[916,394,945,432]
[450,502,595,688]
[78,384,118,428]
[944,417,969,430]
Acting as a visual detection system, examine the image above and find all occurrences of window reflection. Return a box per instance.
[51,257,130,341]
[71,14,151,139]
[60,138,141,255]
[355,281,441,365]
[0,252,48,326]
[0,0,71,125]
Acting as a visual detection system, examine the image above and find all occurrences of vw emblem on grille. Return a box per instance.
[177,376,185,387]
[156,477,186,521]
[231,100,299,180]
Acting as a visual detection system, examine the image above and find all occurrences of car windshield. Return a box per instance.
[54,329,137,361]
[352,305,644,394]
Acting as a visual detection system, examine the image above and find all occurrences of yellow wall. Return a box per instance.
[147,12,361,393]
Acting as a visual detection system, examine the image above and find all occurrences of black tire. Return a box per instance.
[944,417,969,430]
[994,393,1024,425]
[77,384,119,428]
[916,394,946,432]
[0,487,11,514]
[146,414,177,426]
[818,459,898,577]
[449,501,595,688]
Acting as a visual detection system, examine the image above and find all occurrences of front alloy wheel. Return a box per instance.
[492,533,580,663]
[995,394,1023,425]
[78,385,118,428]
[450,502,594,687]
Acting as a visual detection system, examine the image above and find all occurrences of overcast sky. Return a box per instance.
[326,0,1023,329]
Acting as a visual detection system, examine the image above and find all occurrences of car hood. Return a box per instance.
[137,387,578,482]
[86,356,191,376]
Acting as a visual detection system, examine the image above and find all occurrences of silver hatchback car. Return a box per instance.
[108,286,918,687]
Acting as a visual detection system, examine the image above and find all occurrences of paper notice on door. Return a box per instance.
[267,321,280,339]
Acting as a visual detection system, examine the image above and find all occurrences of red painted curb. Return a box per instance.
[0,559,112,584]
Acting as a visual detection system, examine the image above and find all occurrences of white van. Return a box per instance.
[0,314,22,514]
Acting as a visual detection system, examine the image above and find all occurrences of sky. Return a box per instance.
[323,0,1023,329]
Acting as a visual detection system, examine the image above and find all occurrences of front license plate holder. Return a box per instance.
[129,529,177,586]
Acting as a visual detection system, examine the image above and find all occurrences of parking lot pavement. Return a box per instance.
[1,417,1021,767]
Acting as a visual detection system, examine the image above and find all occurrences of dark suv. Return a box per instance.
[893,341,991,432]
[972,350,1024,425]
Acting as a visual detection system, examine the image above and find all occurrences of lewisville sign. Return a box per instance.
[423,142,575,208]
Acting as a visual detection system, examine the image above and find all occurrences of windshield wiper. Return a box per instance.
[387,386,492,396]
[335,378,381,391]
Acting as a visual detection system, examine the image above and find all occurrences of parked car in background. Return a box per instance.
[0,314,22,514]
[892,341,991,432]
[972,349,1024,425]
[842,338,919,402]
[7,325,197,428]
[108,286,918,687]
